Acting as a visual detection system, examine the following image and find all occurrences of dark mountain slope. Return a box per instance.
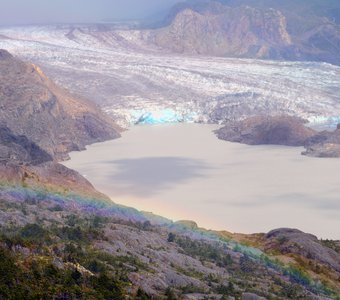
[0,126,52,165]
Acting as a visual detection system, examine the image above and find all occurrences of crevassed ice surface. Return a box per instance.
[0,25,340,127]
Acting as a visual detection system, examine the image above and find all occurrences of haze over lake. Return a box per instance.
[63,124,340,239]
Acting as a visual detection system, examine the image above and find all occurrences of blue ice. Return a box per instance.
[135,109,195,125]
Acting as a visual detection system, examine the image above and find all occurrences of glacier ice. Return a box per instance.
[135,109,198,125]
[0,24,339,129]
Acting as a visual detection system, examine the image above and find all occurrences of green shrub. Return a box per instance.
[20,223,47,240]
[135,288,152,299]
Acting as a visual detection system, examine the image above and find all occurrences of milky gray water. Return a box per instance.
[63,124,340,239]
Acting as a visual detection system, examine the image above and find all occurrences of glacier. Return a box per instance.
[0,24,339,128]
[135,109,198,125]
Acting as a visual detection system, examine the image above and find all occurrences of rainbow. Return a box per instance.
[0,180,149,223]
[0,180,337,298]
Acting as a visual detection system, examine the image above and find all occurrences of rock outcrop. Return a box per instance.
[216,115,316,146]
[216,116,340,157]
[265,228,340,273]
[0,126,52,165]
[0,49,120,160]
[303,124,340,157]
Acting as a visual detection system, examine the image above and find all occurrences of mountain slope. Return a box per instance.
[0,48,123,218]
[152,0,340,65]
[0,49,120,160]
[0,184,339,299]
[154,4,292,58]
[0,126,52,165]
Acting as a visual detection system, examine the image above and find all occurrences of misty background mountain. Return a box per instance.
[0,0,182,25]
[151,0,340,65]
[1,0,339,65]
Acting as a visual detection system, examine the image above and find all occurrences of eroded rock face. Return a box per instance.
[264,228,340,273]
[216,115,316,146]
[0,49,120,160]
[0,126,52,165]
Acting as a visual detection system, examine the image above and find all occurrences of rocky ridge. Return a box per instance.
[153,4,292,58]
[0,126,52,165]
[264,228,340,273]
[0,49,121,160]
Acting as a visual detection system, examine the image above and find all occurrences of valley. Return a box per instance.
[0,3,340,296]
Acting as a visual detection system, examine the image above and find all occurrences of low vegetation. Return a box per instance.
[0,194,338,299]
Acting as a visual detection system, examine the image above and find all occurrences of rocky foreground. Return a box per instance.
[1,188,339,299]
[216,115,340,157]
[0,50,339,298]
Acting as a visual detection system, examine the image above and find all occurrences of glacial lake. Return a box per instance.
[63,124,340,239]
